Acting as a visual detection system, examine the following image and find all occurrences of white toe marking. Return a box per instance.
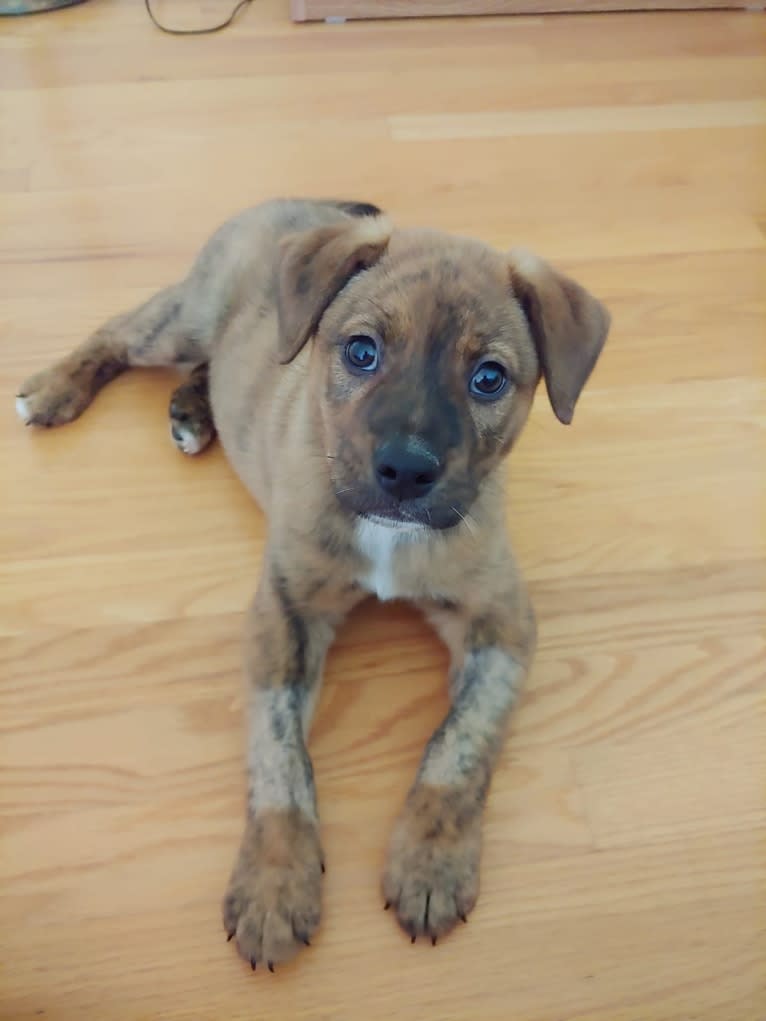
[15,395,32,424]
[170,421,205,455]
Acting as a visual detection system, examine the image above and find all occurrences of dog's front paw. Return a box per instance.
[382,785,481,944]
[223,811,323,971]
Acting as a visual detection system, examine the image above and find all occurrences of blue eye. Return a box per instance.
[470,361,507,399]
[344,335,379,373]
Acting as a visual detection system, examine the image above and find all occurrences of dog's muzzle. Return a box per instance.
[332,434,462,530]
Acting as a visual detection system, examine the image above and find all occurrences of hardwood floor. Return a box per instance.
[1,3,764,1019]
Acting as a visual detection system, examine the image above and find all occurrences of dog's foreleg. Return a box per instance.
[223,564,352,972]
[383,590,536,944]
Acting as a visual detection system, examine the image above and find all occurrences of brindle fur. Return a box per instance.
[17,197,610,969]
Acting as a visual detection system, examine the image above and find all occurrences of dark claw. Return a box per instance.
[268,961,275,973]
[459,912,468,924]
[383,901,391,911]
[411,934,417,944]
[226,930,235,942]
[250,958,257,971]
[302,938,311,946]
[320,862,325,874]
[432,935,438,946]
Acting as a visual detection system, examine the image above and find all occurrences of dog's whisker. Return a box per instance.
[452,505,478,540]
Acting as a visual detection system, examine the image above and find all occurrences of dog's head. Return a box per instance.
[277,215,610,530]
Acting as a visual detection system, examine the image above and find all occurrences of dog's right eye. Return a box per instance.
[344,335,379,373]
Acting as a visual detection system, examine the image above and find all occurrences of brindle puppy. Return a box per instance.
[16,198,610,971]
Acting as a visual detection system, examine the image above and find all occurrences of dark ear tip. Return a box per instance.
[550,389,575,425]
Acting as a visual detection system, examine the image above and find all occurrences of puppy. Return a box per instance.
[17,198,610,971]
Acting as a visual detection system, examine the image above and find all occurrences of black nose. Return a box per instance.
[373,437,443,501]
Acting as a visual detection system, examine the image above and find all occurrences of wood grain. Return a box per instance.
[1,2,765,1019]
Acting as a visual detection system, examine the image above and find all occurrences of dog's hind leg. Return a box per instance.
[168,364,215,455]
[16,282,204,429]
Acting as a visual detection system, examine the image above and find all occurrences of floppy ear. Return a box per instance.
[277,216,392,364]
[509,249,611,424]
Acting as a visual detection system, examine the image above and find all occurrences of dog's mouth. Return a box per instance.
[334,489,461,531]
[360,509,430,530]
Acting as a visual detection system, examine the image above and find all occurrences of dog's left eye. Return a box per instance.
[344,335,379,373]
[470,361,507,399]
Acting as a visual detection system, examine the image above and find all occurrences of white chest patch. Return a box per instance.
[354,517,428,601]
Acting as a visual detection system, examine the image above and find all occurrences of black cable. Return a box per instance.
[144,0,252,35]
